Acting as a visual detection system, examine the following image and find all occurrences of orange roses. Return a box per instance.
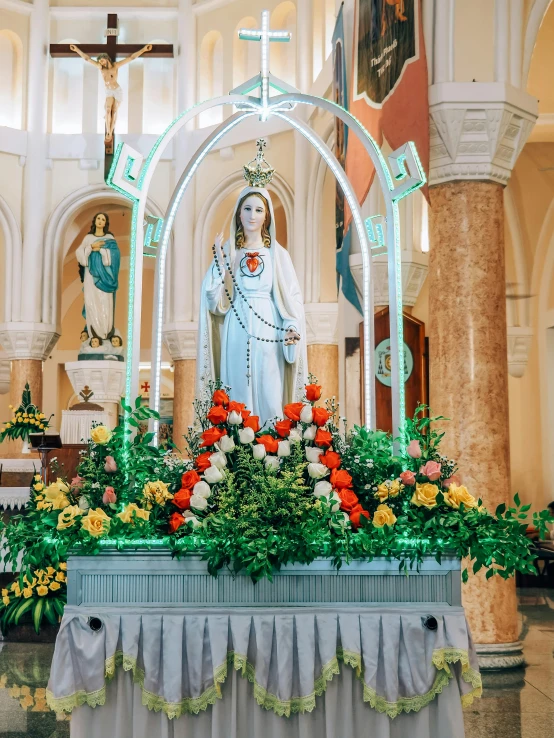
[207,405,228,425]
[173,489,192,510]
[195,451,212,472]
[338,488,359,512]
[314,428,332,448]
[256,435,279,454]
[275,419,292,438]
[330,468,353,490]
[284,402,304,421]
[243,415,260,432]
[200,427,227,448]
[181,470,201,489]
[305,384,322,402]
[169,512,185,533]
[312,407,330,427]
[212,389,229,407]
[320,450,341,469]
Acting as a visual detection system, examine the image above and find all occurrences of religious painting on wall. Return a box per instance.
[359,307,427,432]
[346,0,429,207]
[355,0,416,107]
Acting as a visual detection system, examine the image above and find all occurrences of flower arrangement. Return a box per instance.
[0,389,551,631]
[0,383,52,445]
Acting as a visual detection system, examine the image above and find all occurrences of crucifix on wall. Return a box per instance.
[50,14,174,178]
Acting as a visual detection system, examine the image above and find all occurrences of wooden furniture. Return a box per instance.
[360,308,427,432]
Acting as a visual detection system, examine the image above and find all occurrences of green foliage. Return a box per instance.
[0,383,52,443]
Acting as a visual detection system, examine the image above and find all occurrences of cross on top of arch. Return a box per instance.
[233,9,298,107]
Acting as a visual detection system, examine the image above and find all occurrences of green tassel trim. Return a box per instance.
[46,646,482,719]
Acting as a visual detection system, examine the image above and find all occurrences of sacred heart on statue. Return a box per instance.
[245,252,260,273]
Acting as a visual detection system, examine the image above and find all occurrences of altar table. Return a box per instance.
[47,604,481,738]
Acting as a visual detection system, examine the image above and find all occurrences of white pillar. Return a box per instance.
[433,0,454,84]
[494,0,510,83]
[21,0,49,323]
[510,0,524,88]
[294,0,313,298]
[171,0,197,325]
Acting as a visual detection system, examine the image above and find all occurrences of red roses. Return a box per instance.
[200,427,227,448]
[284,402,304,422]
[207,405,228,425]
[212,389,229,407]
[257,435,279,454]
[305,384,322,402]
[275,419,292,438]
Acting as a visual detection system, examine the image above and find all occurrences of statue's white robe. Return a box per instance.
[196,187,307,427]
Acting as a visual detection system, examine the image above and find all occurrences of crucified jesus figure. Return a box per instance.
[69,43,152,142]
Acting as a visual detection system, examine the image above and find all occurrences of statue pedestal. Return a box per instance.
[64,361,126,429]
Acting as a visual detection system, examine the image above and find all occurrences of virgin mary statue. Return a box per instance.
[76,212,121,342]
[196,141,307,426]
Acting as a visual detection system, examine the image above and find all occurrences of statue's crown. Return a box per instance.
[243,139,275,187]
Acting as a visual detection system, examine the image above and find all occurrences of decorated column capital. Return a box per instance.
[349,253,429,309]
[304,304,338,345]
[0,322,59,361]
[429,82,538,187]
[162,322,198,361]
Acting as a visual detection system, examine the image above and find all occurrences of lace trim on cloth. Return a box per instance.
[45,647,482,719]
[432,647,483,707]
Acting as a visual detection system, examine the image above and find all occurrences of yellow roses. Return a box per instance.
[43,479,70,510]
[372,504,397,528]
[411,482,439,509]
[142,480,173,509]
[117,503,150,524]
[81,508,111,537]
[375,479,402,502]
[57,505,83,530]
[90,425,112,445]
[36,585,48,597]
[444,483,477,511]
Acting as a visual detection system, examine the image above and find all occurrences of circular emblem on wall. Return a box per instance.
[375,339,413,387]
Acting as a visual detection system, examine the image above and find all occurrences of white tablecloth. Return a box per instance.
[47,605,481,738]
[60,410,111,444]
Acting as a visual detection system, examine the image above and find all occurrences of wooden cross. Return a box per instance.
[50,14,174,179]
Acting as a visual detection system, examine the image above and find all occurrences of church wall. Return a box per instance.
[0,9,28,130]
[0,154,23,228]
[527,3,554,115]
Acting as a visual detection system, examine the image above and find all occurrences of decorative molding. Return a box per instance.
[0,0,33,15]
[78,159,100,171]
[507,326,533,378]
[304,304,339,345]
[475,641,524,671]
[49,5,178,18]
[162,323,198,361]
[64,361,126,405]
[429,83,538,186]
[0,322,59,361]
[349,252,429,308]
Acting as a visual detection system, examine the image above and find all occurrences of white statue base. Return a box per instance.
[64,361,126,430]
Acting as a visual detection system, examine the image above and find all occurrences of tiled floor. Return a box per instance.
[0,591,553,737]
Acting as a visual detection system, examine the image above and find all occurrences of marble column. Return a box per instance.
[305,304,339,402]
[0,324,59,455]
[427,82,537,669]
[172,360,196,454]
[6,360,43,457]
[428,181,521,665]
[163,324,197,456]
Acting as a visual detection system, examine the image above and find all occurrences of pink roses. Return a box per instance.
[419,460,442,481]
